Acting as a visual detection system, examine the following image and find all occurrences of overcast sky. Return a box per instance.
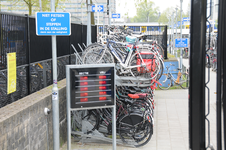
[116,0,190,18]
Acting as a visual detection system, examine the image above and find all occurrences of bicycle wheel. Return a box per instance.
[119,116,153,147]
[156,59,164,81]
[158,74,171,90]
[83,46,114,64]
[179,73,189,89]
[154,43,164,57]
[129,52,161,80]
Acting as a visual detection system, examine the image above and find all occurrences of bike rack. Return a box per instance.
[116,75,154,87]
[68,44,153,148]
[71,120,135,147]
[71,44,155,88]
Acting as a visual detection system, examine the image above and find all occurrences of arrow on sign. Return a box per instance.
[112,13,120,19]
[97,5,103,11]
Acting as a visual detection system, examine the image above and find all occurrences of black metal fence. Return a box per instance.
[0,12,97,108]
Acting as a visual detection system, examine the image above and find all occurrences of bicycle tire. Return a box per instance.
[179,73,189,89]
[83,46,114,64]
[118,115,153,147]
[129,52,161,80]
[158,74,171,90]
[156,59,164,81]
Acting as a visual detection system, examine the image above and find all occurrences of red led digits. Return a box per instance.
[80,98,88,102]
[80,93,88,97]
[80,87,88,91]
[80,76,88,80]
[99,81,106,84]
[99,86,107,90]
[99,76,106,79]
[99,91,107,95]
[99,97,107,101]
[80,82,88,86]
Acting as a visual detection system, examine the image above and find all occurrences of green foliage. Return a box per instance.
[9,0,67,15]
[158,7,189,26]
[131,0,159,23]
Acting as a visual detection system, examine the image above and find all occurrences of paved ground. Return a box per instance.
[61,58,218,150]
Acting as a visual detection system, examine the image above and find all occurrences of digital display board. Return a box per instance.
[69,65,115,108]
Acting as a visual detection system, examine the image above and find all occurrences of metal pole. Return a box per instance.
[98,12,99,25]
[108,0,111,26]
[103,11,105,34]
[171,16,173,54]
[189,0,207,149]
[39,0,42,11]
[175,8,178,58]
[112,106,116,150]
[217,0,224,149]
[168,21,170,54]
[66,66,71,150]
[180,0,183,69]
[172,12,175,56]
[87,0,91,46]
[51,0,60,150]
[188,4,191,58]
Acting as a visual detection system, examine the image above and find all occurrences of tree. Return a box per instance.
[158,7,189,26]
[131,0,159,23]
[9,0,67,15]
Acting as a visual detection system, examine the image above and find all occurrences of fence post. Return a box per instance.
[25,14,31,95]
[189,0,207,149]
[164,25,168,59]
[217,0,226,149]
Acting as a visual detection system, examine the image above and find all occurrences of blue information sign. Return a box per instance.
[175,38,188,48]
[112,13,121,19]
[36,12,71,36]
[183,17,190,22]
[91,5,104,12]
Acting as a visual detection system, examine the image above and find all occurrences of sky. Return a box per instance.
[116,0,190,18]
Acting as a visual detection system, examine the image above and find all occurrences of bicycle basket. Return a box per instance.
[137,51,156,73]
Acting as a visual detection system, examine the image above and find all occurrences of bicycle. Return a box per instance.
[158,64,189,90]
[82,39,162,82]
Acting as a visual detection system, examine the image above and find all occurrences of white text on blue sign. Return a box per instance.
[36,12,71,36]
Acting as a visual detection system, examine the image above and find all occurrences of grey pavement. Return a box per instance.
[61,58,218,150]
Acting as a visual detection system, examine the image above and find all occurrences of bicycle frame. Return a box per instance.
[107,40,146,70]
[165,66,183,84]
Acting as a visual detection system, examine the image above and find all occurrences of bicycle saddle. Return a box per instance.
[128,94,139,99]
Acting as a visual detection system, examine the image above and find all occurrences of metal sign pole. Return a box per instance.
[51,0,60,150]
[87,0,92,46]
[108,0,111,26]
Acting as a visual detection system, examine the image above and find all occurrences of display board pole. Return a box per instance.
[112,106,116,150]
[51,0,60,150]
[66,66,71,150]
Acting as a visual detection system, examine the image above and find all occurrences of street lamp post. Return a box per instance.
[172,12,175,55]
[175,8,178,58]
[180,0,183,69]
